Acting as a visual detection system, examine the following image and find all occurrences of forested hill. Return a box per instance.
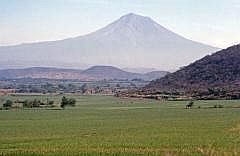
[144,44,240,99]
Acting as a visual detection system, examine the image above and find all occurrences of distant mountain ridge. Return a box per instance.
[0,66,169,81]
[0,13,218,70]
[123,67,159,74]
[144,44,240,99]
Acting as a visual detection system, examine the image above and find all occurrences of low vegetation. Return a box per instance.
[1,96,75,110]
[186,100,194,109]
[2,100,13,109]
[213,104,224,108]
[60,96,76,108]
[0,78,148,95]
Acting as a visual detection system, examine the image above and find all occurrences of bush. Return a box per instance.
[47,100,55,107]
[186,100,194,109]
[61,96,76,109]
[23,100,32,108]
[214,104,224,108]
[23,99,41,108]
[68,98,76,106]
[3,100,13,109]
[32,99,41,107]
[219,105,224,108]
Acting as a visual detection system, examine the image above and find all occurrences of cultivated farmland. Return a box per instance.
[0,95,240,156]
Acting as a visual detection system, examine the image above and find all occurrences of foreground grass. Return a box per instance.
[0,95,240,156]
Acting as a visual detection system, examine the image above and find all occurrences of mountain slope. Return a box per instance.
[122,67,158,74]
[145,44,240,98]
[0,13,218,70]
[0,66,169,81]
[142,71,170,81]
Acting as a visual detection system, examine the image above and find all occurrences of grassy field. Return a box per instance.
[0,95,240,156]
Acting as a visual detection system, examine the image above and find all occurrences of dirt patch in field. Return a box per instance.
[229,124,240,134]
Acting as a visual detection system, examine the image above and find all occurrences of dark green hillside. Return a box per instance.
[145,44,240,99]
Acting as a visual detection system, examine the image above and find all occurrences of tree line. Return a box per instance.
[1,96,76,110]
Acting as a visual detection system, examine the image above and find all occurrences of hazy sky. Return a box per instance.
[1,0,240,48]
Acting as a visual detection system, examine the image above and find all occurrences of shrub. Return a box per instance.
[32,99,41,107]
[3,100,13,109]
[47,100,55,107]
[23,99,41,108]
[218,105,224,108]
[60,96,76,109]
[186,100,194,109]
[23,100,32,108]
[213,104,224,108]
[68,98,76,106]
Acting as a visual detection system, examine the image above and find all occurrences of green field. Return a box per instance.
[0,95,240,156]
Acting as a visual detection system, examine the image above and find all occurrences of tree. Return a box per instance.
[3,100,13,109]
[60,96,68,108]
[23,99,41,108]
[60,96,76,109]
